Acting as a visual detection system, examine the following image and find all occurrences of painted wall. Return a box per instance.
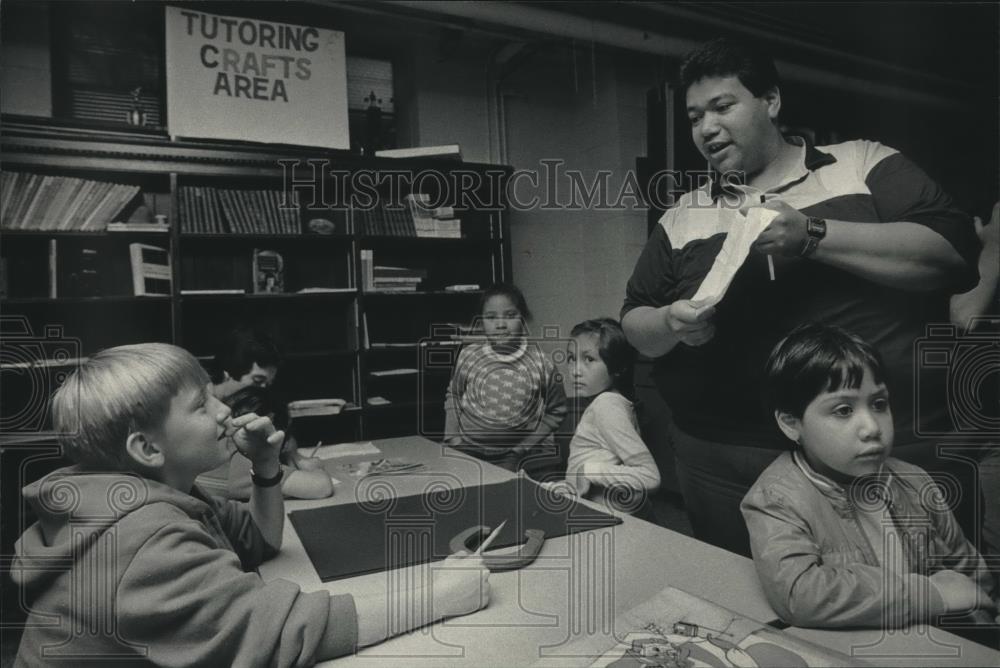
[503,47,652,338]
[392,36,652,336]
[0,2,52,117]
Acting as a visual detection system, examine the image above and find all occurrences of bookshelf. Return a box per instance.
[1,119,511,443]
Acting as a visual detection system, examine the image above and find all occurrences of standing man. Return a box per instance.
[622,38,981,555]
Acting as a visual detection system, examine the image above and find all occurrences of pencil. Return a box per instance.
[474,520,507,555]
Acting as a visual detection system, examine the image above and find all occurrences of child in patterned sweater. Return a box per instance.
[546,318,660,515]
[444,284,567,472]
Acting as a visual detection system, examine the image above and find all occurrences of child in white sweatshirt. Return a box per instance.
[546,318,660,515]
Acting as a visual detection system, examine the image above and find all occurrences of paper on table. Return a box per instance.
[691,207,779,308]
[307,441,382,460]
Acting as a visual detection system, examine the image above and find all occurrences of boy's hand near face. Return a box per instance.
[227,412,284,474]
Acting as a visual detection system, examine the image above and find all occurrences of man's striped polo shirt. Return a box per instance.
[623,138,980,447]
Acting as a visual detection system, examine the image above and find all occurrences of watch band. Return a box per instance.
[250,466,284,487]
[801,217,827,257]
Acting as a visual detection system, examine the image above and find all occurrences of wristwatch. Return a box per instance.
[800,217,827,257]
[250,466,284,487]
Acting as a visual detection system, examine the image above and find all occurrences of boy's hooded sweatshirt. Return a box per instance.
[11,466,357,667]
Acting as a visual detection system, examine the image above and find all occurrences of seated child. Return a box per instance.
[210,326,282,398]
[741,324,997,628]
[444,283,567,473]
[545,318,660,515]
[12,343,489,666]
[197,386,335,500]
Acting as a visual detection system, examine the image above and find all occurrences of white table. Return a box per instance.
[259,436,1000,666]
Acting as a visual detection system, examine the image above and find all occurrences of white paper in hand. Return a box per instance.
[690,207,779,308]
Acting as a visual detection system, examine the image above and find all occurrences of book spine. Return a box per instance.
[79,181,115,230]
[178,187,190,233]
[207,188,222,233]
[48,238,57,298]
[219,189,237,234]
[21,175,54,230]
[69,179,103,230]
[55,177,86,230]
[1,172,22,227]
[57,178,88,230]
[37,176,68,230]
[233,190,251,235]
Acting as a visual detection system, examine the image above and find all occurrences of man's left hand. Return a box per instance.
[743,200,809,257]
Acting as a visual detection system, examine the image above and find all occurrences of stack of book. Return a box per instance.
[359,251,427,292]
[352,201,415,237]
[1,171,141,231]
[406,193,462,238]
[179,186,300,234]
[372,265,426,291]
[351,194,463,238]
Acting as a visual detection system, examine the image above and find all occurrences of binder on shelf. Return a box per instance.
[129,243,172,296]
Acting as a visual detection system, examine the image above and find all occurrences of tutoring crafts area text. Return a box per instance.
[165,7,349,148]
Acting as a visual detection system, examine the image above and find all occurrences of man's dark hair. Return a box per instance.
[679,37,780,97]
[210,327,282,384]
[765,323,887,419]
[570,317,637,398]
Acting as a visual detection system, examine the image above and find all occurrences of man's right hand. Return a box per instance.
[665,300,716,346]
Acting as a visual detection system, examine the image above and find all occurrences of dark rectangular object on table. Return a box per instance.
[289,478,622,582]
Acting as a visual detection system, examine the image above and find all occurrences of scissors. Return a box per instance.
[449,523,545,572]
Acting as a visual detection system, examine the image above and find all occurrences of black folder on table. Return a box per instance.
[288,478,623,582]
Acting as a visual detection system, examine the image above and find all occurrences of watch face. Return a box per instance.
[807,217,827,237]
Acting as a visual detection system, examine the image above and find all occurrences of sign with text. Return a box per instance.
[165,7,349,149]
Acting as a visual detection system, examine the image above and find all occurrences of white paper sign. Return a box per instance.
[691,207,779,308]
[165,7,349,149]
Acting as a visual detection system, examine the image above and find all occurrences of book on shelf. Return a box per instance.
[288,398,347,418]
[296,287,355,294]
[48,239,57,298]
[63,245,102,298]
[375,144,462,160]
[372,265,426,290]
[106,222,170,233]
[373,266,428,280]
[0,172,140,231]
[180,288,246,295]
[369,368,419,377]
[179,186,300,235]
[360,250,374,291]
